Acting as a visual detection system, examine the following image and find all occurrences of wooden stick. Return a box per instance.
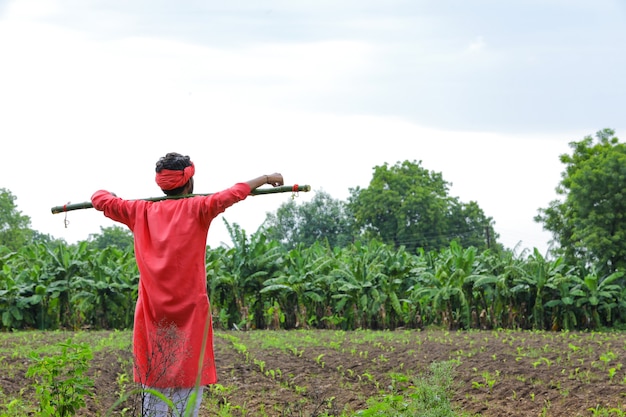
[51,184,311,214]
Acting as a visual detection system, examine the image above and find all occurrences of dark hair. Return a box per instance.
[155,152,192,172]
[155,153,193,196]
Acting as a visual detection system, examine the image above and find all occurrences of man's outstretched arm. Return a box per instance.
[246,173,284,190]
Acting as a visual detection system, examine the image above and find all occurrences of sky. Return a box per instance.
[1,0,625,255]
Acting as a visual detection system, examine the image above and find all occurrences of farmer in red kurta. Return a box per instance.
[91,152,284,416]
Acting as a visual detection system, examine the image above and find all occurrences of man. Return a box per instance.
[92,152,284,416]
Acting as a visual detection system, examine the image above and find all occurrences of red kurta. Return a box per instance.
[91,183,251,388]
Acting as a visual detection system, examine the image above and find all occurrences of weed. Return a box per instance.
[355,361,469,417]
[0,388,34,416]
[25,338,94,417]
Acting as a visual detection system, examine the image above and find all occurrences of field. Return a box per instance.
[2,328,626,416]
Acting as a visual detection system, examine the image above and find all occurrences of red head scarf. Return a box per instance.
[155,163,195,191]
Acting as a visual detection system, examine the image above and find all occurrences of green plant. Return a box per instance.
[471,380,484,389]
[113,372,132,415]
[355,361,465,417]
[482,371,499,393]
[0,388,34,417]
[316,353,326,368]
[589,404,626,416]
[600,351,617,370]
[254,358,266,373]
[25,338,94,417]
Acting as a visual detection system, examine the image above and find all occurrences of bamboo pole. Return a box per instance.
[51,184,311,214]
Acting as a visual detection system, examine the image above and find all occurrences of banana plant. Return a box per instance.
[375,244,418,329]
[575,268,624,328]
[544,272,585,330]
[473,249,527,329]
[1,244,49,329]
[514,248,567,330]
[43,241,91,329]
[72,246,139,329]
[207,245,243,330]
[426,242,481,329]
[406,248,440,327]
[331,240,388,329]
[218,220,284,329]
[261,241,333,329]
[0,265,26,329]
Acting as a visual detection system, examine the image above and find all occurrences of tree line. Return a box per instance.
[1,128,624,332]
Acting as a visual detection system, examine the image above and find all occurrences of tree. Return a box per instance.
[535,128,626,273]
[87,225,134,251]
[262,190,355,250]
[0,188,34,251]
[348,160,498,253]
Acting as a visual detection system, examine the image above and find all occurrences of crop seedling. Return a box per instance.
[471,380,485,390]
[600,351,617,370]
[254,359,266,373]
[6,327,626,414]
[588,405,623,416]
[316,353,326,368]
[375,353,389,364]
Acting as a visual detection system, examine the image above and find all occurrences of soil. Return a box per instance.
[2,329,626,416]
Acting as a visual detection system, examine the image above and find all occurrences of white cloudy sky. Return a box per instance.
[1,0,625,254]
